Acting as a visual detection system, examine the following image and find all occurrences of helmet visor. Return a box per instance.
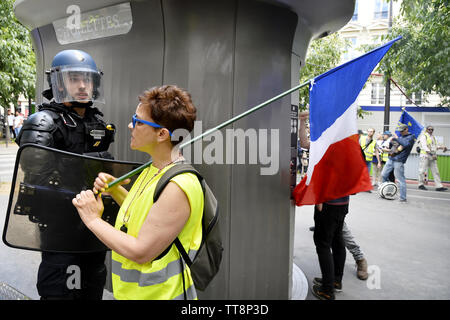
[50,65,104,104]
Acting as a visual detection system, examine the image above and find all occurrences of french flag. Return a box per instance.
[293,37,401,206]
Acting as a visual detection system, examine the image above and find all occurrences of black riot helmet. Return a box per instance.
[45,50,104,104]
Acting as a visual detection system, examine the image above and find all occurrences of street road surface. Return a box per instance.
[0,143,449,300]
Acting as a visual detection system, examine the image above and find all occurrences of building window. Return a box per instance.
[374,0,388,19]
[352,0,359,21]
[371,83,385,104]
[405,92,422,105]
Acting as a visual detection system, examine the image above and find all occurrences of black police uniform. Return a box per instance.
[16,101,115,300]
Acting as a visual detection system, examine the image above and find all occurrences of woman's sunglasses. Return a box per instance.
[131,114,172,136]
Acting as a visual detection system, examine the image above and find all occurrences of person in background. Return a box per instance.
[7,110,15,139]
[299,111,354,300]
[309,220,369,281]
[13,111,24,137]
[418,125,448,191]
[381,124,415,203]
[360,128,377,179]
[342,222,368,280]
[380,131,396,183]
[371,133,383,187]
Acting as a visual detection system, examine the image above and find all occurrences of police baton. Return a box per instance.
[106,80,310,190]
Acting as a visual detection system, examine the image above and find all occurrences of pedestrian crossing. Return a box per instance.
[0,146,19,194]
[0,155,17,180]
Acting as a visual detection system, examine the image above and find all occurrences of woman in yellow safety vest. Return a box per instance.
[72,85,203,300]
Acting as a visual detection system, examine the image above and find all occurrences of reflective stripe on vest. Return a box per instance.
[111,164,203,300]
[361,136,376,161]
[112,250,197,287]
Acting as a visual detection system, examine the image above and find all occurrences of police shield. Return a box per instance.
[2,144,141,253]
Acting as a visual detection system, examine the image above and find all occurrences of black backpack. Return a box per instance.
[153,163,223,291]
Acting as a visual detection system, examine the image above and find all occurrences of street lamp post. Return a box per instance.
[383,0,393,132]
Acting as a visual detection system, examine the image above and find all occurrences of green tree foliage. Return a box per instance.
[0,0,36,111]
[299,34,348,108]
[379,0,449,106]
[298,33,369,118]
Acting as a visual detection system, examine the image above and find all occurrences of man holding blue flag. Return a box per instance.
[381,123,416,202]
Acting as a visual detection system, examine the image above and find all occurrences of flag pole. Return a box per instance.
[106,80,310,189]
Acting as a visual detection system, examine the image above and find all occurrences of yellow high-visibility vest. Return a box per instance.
[382,148,388,162]
[420,132,436,155]
[360,136,376,162]
[111,163,204,300]
[379,140,389,162]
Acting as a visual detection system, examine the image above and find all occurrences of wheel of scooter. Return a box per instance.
[378,181,398,200]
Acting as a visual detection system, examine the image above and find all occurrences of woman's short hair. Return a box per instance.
[139,85,197,145]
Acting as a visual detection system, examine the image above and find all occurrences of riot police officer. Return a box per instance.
[16,49,115,300]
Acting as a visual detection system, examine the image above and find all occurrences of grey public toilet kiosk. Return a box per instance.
[14,0,354,299]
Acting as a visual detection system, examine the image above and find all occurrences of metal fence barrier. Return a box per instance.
[404,154,450,183]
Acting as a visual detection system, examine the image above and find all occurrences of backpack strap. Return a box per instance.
[362,137,373,151]
[153,163,204,263]
[173,238,193,267]
[153,163,203,202]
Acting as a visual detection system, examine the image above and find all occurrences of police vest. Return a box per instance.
[360,136,376,162]
[111,164,204,300]
[18,102,115,156]
[420,132,436,155]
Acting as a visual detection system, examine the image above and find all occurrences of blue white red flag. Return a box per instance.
[293,37,401,205]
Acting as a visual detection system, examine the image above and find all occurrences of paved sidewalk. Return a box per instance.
[0,143,18,192]
[294,183,450,300]
[0,141,19,152]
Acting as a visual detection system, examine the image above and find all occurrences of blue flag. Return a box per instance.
[395,110,424,138]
